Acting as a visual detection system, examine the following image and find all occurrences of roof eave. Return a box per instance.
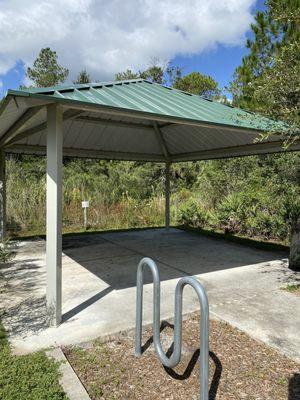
[4,90,279,137]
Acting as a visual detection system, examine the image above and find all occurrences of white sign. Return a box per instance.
[82,200,89,208]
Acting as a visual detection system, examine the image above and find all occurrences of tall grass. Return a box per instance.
[5,153,300,243]
[6,156,167,236]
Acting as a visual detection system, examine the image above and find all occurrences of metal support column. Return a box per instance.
[0,149,6,240]
[46,103,63,326]
[165,162,170,230]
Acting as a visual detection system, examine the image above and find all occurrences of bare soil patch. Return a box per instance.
[64,314,300,400]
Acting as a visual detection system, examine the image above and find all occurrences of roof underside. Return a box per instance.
[0,79,299,162]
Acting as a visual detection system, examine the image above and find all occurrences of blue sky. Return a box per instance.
[1,41,250,98]
[0,0,265,99]
[0,60,26,97]
[172,45,249,94]
[172,0,265,93]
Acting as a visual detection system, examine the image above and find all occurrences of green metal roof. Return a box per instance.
[6,79,284,133]
[0,78,297,162]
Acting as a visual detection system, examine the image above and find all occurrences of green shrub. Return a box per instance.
[178,199,210,228]
[283,194,300,230]
[247,210,286,240]
[0,239,14,266]
[216,192,247,234]
[5,153,300,245]
[214,188,290,240]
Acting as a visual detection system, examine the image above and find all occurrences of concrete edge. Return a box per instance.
[209,310,300,364]
[74,310,206,350]
[46,347,91,400]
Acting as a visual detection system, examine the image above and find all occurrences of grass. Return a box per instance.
[0,319,68,400]
[283,284,300,296]
[7,196,166,240]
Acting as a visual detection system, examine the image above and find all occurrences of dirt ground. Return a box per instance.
[64,314,300,400]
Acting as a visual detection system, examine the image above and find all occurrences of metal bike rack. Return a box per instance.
[135,257,209,400]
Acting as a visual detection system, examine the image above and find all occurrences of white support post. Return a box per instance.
[165,162,170,230]
[46,104,63,326]
[0,149,6,240]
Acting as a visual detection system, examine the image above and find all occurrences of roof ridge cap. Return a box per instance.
[15,78,147,95]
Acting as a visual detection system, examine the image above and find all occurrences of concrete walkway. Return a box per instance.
[1,228,299,362]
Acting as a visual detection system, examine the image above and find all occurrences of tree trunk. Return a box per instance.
[289,217,300,271]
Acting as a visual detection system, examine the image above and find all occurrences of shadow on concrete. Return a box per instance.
[60,228,287,319]
[289,373,300,400]
[0,252,49,338]
[62,229,287,289]
[2,228,288,336]
[62,286,114,322]
[2,296,48,338]
[2,259,45,297]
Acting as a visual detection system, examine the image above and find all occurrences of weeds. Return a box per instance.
[0,239,15,265]
[5,153,300,246]
[0,320,68,400]
[283,284,300,295]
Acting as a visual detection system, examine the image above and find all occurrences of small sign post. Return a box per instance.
[82,200,89,230]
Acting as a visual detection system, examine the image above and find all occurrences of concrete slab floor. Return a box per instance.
[0,228,299,362]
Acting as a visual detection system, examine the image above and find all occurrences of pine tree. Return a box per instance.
[115,59,182,85]
[73,70,92,84]
[173,72,220,99]
[229,0,300,110]
[115,60,165,84]
[26,47,69,87]
[115,69,139,81]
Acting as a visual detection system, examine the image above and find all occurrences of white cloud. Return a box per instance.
[0,0,255,81]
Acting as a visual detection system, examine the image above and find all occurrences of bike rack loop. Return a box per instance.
[135,257,209,400]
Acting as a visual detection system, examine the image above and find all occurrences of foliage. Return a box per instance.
[248,1,300,143]
[173,71,220,99]
[6,155,46,232]
[115,66,164,82]
[283,191,300,230]
[26,47,69,87]
[0,320,68,400]
[5,152,300,245]
[115,58,182,86]
[73,70,92,84]
[283,283,300,294]
[0,239,14,265]
[115,58,165,83]
[139,60,164,83]
[115,69,140,81]
[252,40,300,143]
[115,62,220,99]
[165,64,183,87]
[229,0,300,110]
[216,192,247,234]
[176,153,300,242]
[226,0,300,259]
[6,156,166,234]
[0,321,6,347]
[178,199,210,228]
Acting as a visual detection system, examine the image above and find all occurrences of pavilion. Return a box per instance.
[0,79,298,326]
